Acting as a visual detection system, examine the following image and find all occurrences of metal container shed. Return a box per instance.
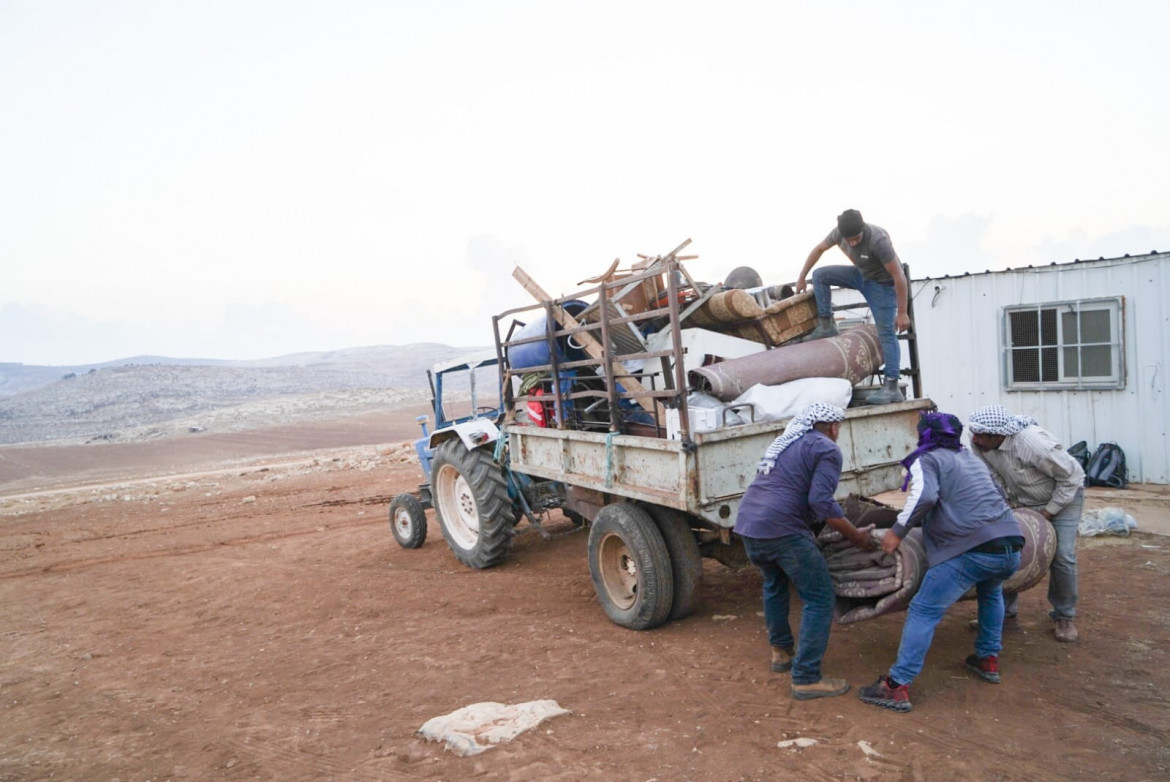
[905,251,1169,484]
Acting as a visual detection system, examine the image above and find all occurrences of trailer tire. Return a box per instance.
[643,505,703,620]
[389,493,427,549]
[588,503,674,630]
[430,439,515,569]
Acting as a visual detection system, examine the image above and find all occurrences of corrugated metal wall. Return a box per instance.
[908,253,1169,484]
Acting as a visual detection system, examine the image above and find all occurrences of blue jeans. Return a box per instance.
[811,265,900,381]
[889,547,1021,686]
[741,534,835,685]
[1003,488,1082,619]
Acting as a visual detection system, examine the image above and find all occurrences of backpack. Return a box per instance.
[1067,440,1091,472]
[1084,442,1128,489]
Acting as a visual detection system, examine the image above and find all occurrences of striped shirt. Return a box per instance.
[972,425,1085,516]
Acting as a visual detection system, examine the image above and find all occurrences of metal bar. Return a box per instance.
[597,280,621,432]
[665,259,690,441]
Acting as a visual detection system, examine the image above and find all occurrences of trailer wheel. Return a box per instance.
[389,493,427,549]
[588,503,674,630]
[430,439,515,569]
[643,505,703,620]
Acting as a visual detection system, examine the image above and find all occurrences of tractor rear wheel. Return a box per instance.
[430,439,516,569]
[389,493,427,549]
[588,503,674,630]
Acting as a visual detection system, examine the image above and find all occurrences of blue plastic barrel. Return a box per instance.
[507,300,589,370]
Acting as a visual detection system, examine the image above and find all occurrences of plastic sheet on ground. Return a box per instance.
[418,700,571,756]
[1079,507,1138,537]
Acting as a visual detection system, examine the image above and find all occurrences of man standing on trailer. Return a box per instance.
[734,402,877,701]
[795,208,911,404]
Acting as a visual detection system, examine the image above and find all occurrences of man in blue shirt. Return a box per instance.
[859,412,1023,713]
[795,209,911,405]
[735,402,876,701]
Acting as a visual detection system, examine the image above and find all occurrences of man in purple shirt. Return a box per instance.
[734,402,876,701]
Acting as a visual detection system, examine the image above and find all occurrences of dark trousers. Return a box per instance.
[741,533,836,684]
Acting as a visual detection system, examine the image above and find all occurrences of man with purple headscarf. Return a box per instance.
[859,412,1022,713]
[735,402,876,701]
[968,405,1085,642]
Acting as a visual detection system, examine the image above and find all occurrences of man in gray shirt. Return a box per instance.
[968,405,1086,642]
[795,209,911,405]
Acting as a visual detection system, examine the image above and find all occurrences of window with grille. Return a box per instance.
[1003,298,1124,389]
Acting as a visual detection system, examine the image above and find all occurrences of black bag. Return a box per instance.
[1085,442,1128,489]
[1068,440,1090,472]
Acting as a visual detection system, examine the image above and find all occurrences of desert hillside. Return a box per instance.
[0,343,483,445]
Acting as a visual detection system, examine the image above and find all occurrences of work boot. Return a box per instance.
[771,645,794,673]
[859,675,913,712]
[790,677,850,701]
[803,315,839,341]
[1054,618,1079,642]
[863,376,905,405]
[965,654,1001,683]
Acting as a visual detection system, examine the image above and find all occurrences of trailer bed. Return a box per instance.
[507,397,932,528]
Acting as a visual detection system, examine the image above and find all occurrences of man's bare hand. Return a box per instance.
[895,312,911,333]
[795,276,808,294]
[851,524,877,551]
[881,530,902,554]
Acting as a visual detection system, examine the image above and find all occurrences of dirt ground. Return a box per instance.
[1,414,1168,781]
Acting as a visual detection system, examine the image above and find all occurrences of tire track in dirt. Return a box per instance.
[0,516,387,580]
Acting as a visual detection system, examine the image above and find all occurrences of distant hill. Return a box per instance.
[0,344,489,445]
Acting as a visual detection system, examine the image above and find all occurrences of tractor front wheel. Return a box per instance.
[389,493,427,549]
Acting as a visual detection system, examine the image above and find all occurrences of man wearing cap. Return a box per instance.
[734,402,877,701]
[968,405,1085,642]
[795,209,911,405]
[859,412,1023,713]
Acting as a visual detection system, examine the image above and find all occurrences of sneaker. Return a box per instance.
[790,677,850,701]
[1054,618,1079,643]
[771,645,794,673]
[968,614,1020,632]
[965,654,1001,683]
[859,675,913,712]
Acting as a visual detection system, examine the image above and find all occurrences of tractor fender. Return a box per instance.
[428,419,500,452]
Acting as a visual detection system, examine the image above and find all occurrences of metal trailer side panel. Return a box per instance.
[507,398,932,528]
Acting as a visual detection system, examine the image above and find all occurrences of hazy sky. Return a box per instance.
[3,1,1168,366]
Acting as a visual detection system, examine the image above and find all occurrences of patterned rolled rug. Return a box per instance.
[819,498,1057,623]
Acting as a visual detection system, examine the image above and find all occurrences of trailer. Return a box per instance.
[390,242,931,630]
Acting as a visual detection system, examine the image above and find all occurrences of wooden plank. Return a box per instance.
[512,265,667,422]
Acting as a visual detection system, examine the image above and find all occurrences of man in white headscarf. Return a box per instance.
[734,402,876,701]
[968,405,1086,642]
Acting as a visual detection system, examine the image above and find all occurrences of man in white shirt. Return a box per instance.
[968,405,1086,642]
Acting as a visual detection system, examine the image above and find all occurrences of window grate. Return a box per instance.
[1003,298,1123,390]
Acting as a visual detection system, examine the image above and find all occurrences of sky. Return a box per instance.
[2,1,1168,367]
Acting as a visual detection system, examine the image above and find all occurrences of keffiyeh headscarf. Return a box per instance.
[900,411,965,490]
[968,405,1037,436]
[757,402,846,475]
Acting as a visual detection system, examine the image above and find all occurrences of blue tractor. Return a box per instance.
[388,350,506,554]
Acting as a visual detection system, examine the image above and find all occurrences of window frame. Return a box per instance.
[1001,297,1125,391]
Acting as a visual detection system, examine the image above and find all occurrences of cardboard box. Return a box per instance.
[666,406,724,440]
